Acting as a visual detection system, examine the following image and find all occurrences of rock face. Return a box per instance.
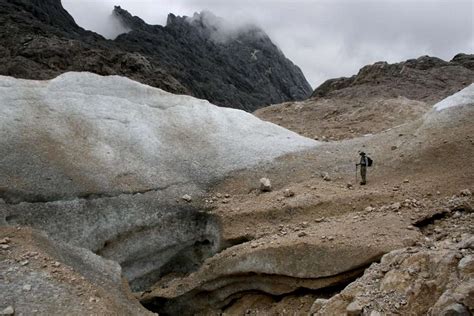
[311,54,474,102]
[0,72,317,291]
[314,235,474,316]
[0,0,312,111]
[141,213,420,314]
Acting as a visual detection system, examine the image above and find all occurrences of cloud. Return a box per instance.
[184,10,263,43]
[62,0,473,88]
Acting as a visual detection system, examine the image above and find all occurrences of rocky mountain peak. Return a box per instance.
[113,6,148,32]
[0,1,312,111]
[165,10,268,44]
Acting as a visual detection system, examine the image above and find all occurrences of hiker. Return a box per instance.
[356,152,369,185]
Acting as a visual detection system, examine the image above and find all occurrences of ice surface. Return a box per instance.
[0,72,318,197]
[434,84,474,111]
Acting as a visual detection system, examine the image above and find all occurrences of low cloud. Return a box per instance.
[184,11,263,43]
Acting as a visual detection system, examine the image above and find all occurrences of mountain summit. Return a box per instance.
[0,1,312,111]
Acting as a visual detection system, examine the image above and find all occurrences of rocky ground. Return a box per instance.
[0,65,473,314]
[141,86,474,314]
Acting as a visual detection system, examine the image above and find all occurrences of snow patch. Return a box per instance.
[434,84,474,111]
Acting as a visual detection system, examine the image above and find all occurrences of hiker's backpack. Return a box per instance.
[367,156,373,167]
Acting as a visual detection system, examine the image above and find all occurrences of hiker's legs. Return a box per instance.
[360,166,367,184]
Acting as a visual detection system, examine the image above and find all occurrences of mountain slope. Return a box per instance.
[255,54,474,140]
[0,0,312,111]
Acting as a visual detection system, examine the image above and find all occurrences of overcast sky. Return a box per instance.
[62,0,473,88]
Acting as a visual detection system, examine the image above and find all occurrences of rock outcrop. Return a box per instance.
[141,213,420,315]
[0,0,312,111]
[311,54,474,102]
[313,217,474,315]
[0,72,317,291]
[0,226,152,315]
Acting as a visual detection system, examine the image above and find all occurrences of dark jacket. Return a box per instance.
[359,156,368,166]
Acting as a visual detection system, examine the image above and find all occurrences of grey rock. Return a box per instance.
[309,298,328,314]
[440,303,470,316]
[0,306,14,315]
[283,189,295,198]
[457,255,474,274]
[260,178,272,192]
[346,300,364,316]
[458,236,474,249]
[321,172,331,181]
[182,194,192,202]
[297,231,307,237]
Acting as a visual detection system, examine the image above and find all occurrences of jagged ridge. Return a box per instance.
[0,1,312,111]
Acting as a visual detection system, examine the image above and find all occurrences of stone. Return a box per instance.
[283,189,295,198]
[458,255,474,274]
[23,284,32,291]
[460,189,472,197]
[0,306,14,315]
[346,300,364,316]
[1,245,10,250]
[458,236,474,249]
[440,303,470,316]
[370,311,382,316]
[309,298,328,314]
[365,206,375,212]
[298,232,307,237]
[403,179,410,183]
[391,145,398,150]
[321,173,331,181]
[347,183,354,189]
[0,237,10,244]
[260,178,272,192]
[390,202,402,211]
[181,195,192,202]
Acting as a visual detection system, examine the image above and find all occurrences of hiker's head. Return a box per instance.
[359,151,366,156]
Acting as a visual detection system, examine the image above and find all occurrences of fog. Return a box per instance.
[62,0,473,88]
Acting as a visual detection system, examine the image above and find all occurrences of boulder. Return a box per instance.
[260,178,273,192]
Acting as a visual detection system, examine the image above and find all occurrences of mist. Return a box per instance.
[62,0,473,88]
